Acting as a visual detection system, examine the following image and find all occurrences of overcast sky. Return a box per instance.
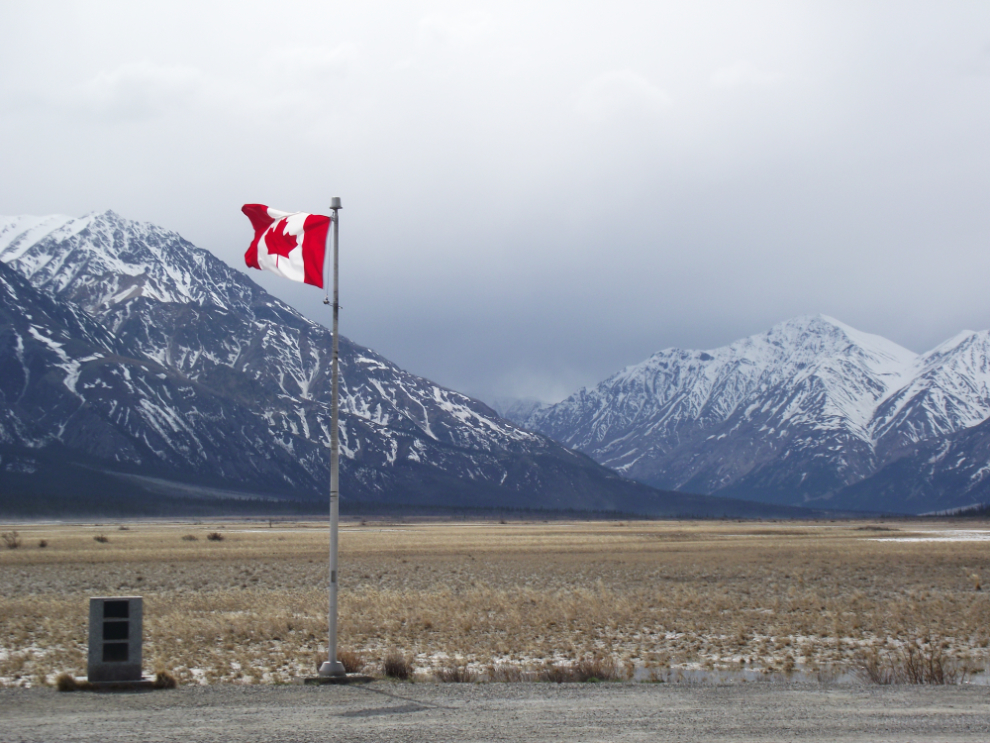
[2,1,989,403]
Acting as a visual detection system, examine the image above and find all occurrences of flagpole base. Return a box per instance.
[304,673,373,685]
[318,660,347,678]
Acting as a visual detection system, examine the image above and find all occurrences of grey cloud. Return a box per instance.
[262,45,358,81]
[575,70,672,121]
[1,1,989,405]
[72,61,206,121]
[417,10,494,49]
[709,60,791,87]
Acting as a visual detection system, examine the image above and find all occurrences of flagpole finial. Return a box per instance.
[330,197,342,210]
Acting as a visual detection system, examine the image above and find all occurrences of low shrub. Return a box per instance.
[337,649,364,674]
[858,640,962,685]
[538,656,621,683]
[54,673,91,691]
[487,664,525,682]
[93,534,109,544]
[537,662,572,683]
[435,663,477,683]
[154,670,178,689]
[206,532,224,542]
[382,649,413,680]
[575,656,622,682]
[38,539,48,548]
[1,531,20,549]
[181,534,198,541]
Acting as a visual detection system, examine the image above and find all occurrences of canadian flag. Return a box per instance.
[242,204,331,288]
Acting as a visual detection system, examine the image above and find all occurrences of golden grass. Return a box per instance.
[1,519,988,686]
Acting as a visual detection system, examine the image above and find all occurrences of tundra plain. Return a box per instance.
[1,519,988,686]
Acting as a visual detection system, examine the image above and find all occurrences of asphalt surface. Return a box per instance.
[2,682,989,742]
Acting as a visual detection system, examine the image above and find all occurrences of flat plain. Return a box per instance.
[1,518,988,686]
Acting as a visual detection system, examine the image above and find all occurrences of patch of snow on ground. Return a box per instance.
[872,530,990,542]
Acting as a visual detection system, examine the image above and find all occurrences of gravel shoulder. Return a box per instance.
[3,682,990,743]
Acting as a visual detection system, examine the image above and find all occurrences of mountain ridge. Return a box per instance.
[0,210,811,518]
[519,314,990,513]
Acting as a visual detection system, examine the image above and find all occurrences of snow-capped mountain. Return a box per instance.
[832,413,990,514]
[521,315,990,512]
[0,212,252,312]
[871,330,990,458]
[0,210,797,518]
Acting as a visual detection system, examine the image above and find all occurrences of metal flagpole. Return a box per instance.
[318,196,346,678]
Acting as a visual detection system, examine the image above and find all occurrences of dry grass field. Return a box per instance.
[1,519,988,686]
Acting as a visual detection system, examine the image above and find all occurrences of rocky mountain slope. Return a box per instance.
[833,413,990,513]
[0,210,803,518]
[520,315,990,513]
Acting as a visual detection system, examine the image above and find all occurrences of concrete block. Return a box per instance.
[88,596,143,683]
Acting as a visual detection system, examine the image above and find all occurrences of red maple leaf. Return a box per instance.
[264,219,299,266]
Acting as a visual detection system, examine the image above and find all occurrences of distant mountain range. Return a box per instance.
[514,315,990,514]
[0,210,808,518]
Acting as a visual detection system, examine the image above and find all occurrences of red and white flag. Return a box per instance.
[242,204,331,288]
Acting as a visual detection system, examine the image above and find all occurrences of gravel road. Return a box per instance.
[2,682,989,742]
